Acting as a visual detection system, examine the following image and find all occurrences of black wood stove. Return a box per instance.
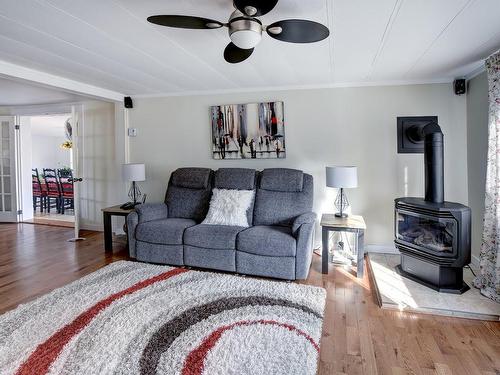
[394,121,471,294]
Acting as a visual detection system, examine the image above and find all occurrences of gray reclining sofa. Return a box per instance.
[127,167,316,280]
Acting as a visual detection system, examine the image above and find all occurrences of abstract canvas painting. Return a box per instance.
[211,101,285,159]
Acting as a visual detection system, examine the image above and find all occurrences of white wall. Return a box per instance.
[30,114,72,172]
[466,72,489,261]
[128,83,468,246]
[31,135,71,171]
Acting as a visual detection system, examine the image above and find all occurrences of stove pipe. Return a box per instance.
[406,121,444,203]
[423,122,444,203]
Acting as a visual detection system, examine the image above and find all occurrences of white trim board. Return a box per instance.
[0,60,124,102]
[131,78,455,99]
[365,244,400,254]
[313,243,399,254]
[4,102,81,116]
[465,65,486,80]
[80,223,103,232]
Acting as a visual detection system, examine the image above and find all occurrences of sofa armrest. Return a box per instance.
[135,203,169,223]
[291,212,316,236]
[295,222,315,279]
[127,212,139,258]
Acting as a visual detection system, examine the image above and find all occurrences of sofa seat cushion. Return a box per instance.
[136,218,196,245]
[184,224,245,250]
[237,225,296,257]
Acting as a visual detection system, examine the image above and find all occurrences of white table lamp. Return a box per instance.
[326,166,358,217]
[122,163,146,206]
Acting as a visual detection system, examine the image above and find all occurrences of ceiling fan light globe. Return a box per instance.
[230,29,262,49]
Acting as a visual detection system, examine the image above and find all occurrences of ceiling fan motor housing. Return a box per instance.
[228,10,262,49]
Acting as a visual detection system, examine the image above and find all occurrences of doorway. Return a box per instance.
[22,114,75,228]
[1,100,117,242]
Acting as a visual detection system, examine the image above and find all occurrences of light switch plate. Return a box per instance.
[128,128,137,137]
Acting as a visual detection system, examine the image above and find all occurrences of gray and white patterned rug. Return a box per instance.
[0,261,326,375]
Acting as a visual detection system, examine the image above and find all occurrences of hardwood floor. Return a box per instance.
[0,223,498,374]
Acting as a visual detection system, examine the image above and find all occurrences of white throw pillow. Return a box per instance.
[202,188,255,227]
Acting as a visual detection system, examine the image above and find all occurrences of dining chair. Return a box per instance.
[43,168,60,213]
[57,169,74,214]
[32,168,47,212]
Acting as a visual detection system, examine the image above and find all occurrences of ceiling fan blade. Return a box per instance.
[266,19,329,43]
[233,0,279,17]
[147,15,224,29]
[224,42,254,63]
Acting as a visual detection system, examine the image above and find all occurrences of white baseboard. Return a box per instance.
[80,223,103,232]
[313,242,400,254]
[80,223,125,235]
[365,244,400,254]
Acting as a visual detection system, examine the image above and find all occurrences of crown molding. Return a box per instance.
[131,77,454,99]
[465,64,485,80]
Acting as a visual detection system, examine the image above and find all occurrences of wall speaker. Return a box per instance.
[453,79,466,95]
[124,96,133,108]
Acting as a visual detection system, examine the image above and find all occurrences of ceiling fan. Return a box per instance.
[147,0,330,64]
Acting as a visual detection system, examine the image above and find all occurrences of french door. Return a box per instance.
[0,116,17,222]
[69,105,85,241]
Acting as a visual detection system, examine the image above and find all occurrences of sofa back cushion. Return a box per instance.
[253,168,313,226]
[171,167,211,189]
[260,168,304,192]
[214,168,257,225]
[165,168,213,222]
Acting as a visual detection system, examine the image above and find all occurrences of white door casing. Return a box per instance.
[69,104,85,241]
[0,116,17,222]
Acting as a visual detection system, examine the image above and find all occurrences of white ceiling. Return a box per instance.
[0,77,90,106]
[0,0,499,97]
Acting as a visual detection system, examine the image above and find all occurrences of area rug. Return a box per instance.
[368,253,500,321]
[0,261,326,375]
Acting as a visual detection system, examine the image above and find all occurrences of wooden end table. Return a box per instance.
[321,214,366,278]
[102,205,134,252]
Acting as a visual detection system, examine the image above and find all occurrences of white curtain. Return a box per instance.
[473,50,500,302]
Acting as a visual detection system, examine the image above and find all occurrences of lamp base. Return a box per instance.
[334,188,350,219]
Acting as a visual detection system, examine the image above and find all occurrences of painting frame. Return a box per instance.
[210,101,286,160]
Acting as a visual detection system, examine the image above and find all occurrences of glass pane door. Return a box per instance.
[396,210,456,255]
[0,117,17,222]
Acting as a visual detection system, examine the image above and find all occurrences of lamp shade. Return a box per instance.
[122,163,145,182]
[326,166,358,188]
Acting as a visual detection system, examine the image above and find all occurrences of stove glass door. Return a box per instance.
[396,210,457,257]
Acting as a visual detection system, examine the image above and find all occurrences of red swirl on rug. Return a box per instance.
[182,319,320,375]
[15,268,188,375]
